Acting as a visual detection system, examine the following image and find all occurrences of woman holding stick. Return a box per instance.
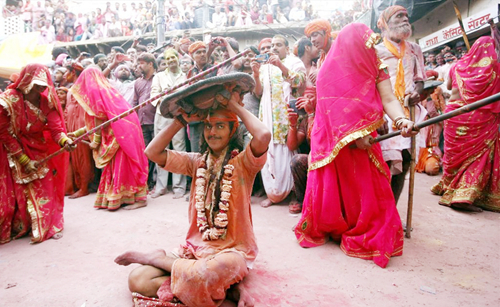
[294,23,417,268]
[431,35,500,212]
[0,63,72,244]
[70,67,149,211]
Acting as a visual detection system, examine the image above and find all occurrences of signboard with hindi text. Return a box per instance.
[418,6,498,51]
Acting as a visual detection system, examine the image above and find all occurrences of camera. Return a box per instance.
[255,53,270,63]
[289,99,307,116]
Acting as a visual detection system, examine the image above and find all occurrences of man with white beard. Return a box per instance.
[375,6,427,205]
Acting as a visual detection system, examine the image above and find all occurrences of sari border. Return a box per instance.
[308,118,384,171]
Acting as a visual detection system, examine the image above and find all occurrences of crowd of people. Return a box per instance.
[1,0,348,44]
[1,3,499,306]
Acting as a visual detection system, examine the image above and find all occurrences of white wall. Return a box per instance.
[411,0,498,41]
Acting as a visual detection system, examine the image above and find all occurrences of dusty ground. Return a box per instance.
[1,172,499,307]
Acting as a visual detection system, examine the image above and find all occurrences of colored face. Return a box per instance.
[203,119,231,155]
[165,55,178,70]
[388,10,410,28]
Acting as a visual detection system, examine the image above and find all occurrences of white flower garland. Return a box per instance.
[195,152,236,241]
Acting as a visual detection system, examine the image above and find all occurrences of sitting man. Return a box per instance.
[115,73,271,307]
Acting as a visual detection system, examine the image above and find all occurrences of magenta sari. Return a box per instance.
[294,23,404,268]
[70,67,148,210]
[431,36,500,211]
[0,64,68,244]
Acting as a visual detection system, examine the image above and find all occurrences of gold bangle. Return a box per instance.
[59,136,70,146]
[73,127,87,137]
[18,154,30,166]
[93,134,102,143]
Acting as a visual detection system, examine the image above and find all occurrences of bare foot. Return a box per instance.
[52,232,63,240]
[288,200,302,214]
[260,198,273,208]
[123,201,147,210]
[69,189,90,199]
[65,190,75,196]
[115,249,167,266]
[451,202,483,212]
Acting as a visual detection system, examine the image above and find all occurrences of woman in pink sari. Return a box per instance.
[0,63,70,244]
[70,67,148,210]
[431,36,500,212]
[294,23,416,268]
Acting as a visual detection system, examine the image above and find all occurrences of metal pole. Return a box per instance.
[157,0,165,46]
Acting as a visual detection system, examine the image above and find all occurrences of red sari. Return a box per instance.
[294,23,404,268]
[0,64,68,244]
[431,36,500,211]
[70,67,148,210]
[65,92,94,193]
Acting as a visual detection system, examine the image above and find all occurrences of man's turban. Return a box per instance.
[377,5,408,31]
[304,19,332,39]
[188,41,207,55]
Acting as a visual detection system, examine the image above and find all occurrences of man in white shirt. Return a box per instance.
[149,49,188,199]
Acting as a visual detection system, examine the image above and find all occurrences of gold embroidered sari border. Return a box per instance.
[309,118,384,171]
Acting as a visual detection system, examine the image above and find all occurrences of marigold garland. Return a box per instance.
[195,149,239,241]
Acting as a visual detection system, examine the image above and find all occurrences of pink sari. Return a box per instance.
[0,64,68,244]
[431,36,500,211]
[294,23,404,268]
[70,67,148,210]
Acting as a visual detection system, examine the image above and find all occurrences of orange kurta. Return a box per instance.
[162,144,266,307]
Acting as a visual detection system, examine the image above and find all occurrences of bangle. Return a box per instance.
[308,112,315,118]
[18,154,30,166]
[175,115,188,127]
[93,134,102,143]
[73,127,87,137]
[59,136,71,146]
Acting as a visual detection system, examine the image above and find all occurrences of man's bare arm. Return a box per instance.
[227,92,271,157]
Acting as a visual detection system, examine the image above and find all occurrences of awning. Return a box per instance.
[418,6,499,52]
[0,32,53,79]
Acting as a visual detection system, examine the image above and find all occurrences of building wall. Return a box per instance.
[411,0,497,41]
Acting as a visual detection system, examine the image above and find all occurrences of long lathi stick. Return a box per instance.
[372,92,500,144]
[38,49,250,165]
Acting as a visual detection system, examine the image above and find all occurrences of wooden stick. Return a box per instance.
[38,49,250,165]
[453,1,471,51]
[406,104,416,239]
[372,92,500,144]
